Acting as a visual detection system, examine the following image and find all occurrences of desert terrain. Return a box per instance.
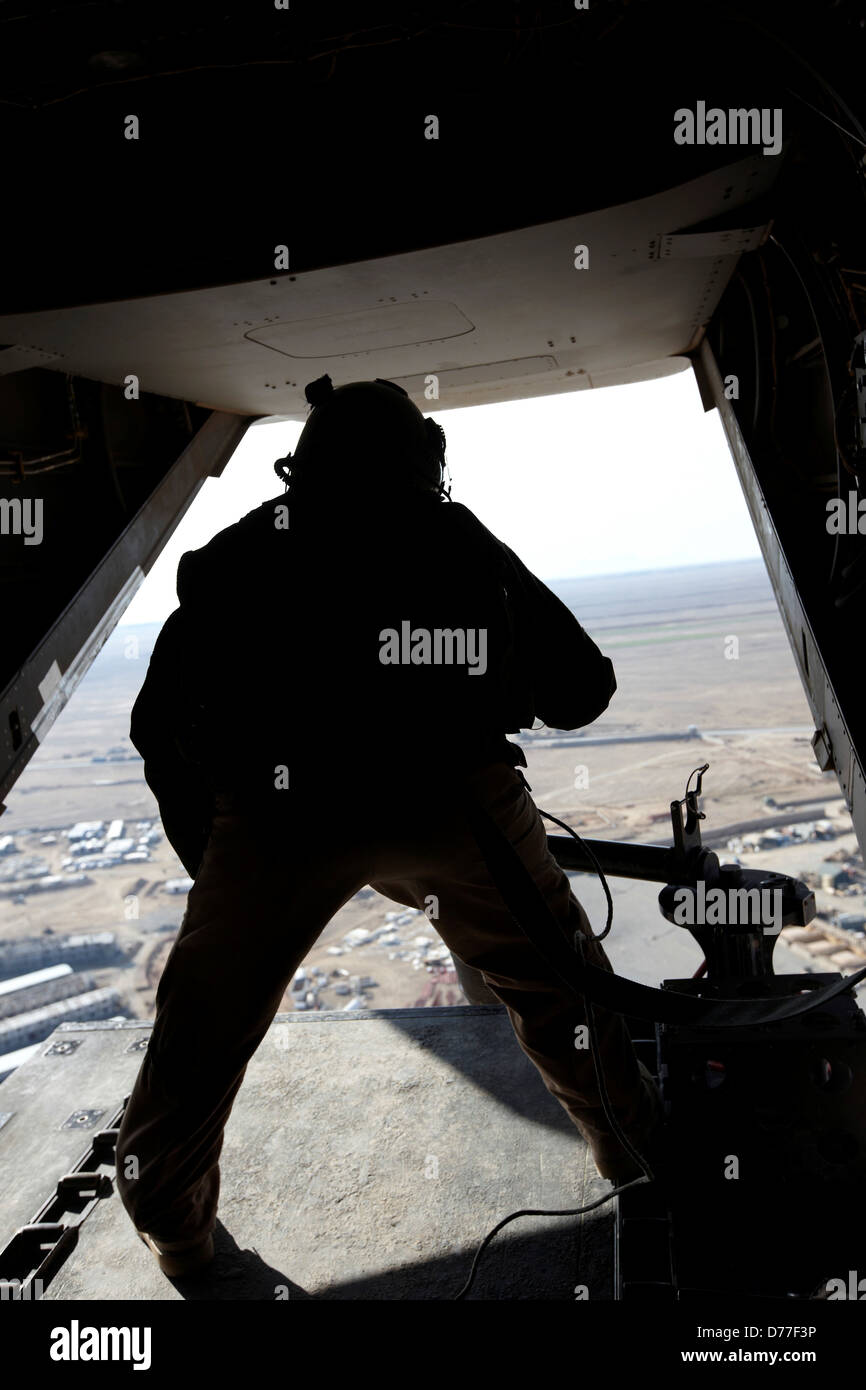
[1,556,861,1029]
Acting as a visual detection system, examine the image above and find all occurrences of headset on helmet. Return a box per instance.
[273,375,448,494]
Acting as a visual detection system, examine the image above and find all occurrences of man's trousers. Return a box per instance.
[115,761,646,1249]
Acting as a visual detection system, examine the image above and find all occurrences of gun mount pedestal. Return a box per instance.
[546,764,866,1299]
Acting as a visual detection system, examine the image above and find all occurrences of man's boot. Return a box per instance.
[578,1061,667,1184]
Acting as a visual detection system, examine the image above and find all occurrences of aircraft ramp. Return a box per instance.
[0,1007,612,1301]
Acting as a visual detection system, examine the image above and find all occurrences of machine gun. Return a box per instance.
[461,764,866,1300]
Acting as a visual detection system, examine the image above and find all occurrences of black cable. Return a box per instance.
[782,86,866,152]
[451,809,655,1300]
[716,3,866,150]
[537,806,614,944]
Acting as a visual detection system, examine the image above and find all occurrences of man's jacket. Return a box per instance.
[130,492,616,875]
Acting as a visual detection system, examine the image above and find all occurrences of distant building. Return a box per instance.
[163,877,194,895]
[104,839,135,857]
[0,964,72,996]
[105,819,125,841]
[0,834,17,855]
[0,932,117,981]
[0,969,97,1021]
[0,854,49,881]
[819,861,849,891]
[759,830,791,848]
[0,987,126,1054]
[0,872,89,898]
[67,821,104,841]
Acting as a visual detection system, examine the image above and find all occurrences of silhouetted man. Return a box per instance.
[116,375,660,1276]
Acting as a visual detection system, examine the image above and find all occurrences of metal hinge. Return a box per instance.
[812,726,834,773]
[649,226,769,261]
[0,1098,127,1297]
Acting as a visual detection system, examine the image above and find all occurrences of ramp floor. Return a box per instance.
[0,1007,614,1300]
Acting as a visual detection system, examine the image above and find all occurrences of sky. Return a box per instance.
[119,364,762,626]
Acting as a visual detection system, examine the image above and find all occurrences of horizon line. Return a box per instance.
[117,553,766,626]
